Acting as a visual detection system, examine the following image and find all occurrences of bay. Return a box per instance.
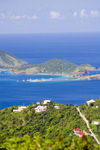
[0,33,100,109]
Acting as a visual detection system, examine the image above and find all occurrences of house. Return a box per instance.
[73,128,81,133]
[77,132,85,137]
[92,121,100,125]
[86,99,95,105]
[96,106,99,108]
[13,106,27,112]
[13,109,20,112]
[35,105,47,113]
[54,106,60,109]
[36,102,40,105]
[18,106,27,111]
[43,100,51,105]
[73,128,85,137]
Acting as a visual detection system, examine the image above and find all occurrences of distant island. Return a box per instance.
[1,49,100,80]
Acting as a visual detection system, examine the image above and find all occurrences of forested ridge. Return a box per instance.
[0,101,100,149]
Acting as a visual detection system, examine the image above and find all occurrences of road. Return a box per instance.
[77,107,100,145]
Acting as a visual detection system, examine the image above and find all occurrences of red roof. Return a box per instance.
[73,128,81,131]
[78,132,85,135]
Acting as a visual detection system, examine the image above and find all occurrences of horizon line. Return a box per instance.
[0,31,100,35]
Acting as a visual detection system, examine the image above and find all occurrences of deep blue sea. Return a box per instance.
[0,33,100,109]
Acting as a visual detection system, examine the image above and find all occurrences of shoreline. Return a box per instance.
[0,99,85,110]
[1,70,100,81]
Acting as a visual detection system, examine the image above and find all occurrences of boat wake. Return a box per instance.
[23,76,70,83]
[26,78,53,82]
[0,74,70,83]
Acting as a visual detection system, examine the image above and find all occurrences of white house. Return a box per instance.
[54,106,60,109]
[13,109,20,112]
[36,102,40,105]
[86,99,95,105]
[92,121,100,125]
[96,106,99,108]
[13,106,27,112]
[35,105,47,113]
[43,100,51,105]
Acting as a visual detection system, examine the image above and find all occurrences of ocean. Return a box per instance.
[0,33,100,109]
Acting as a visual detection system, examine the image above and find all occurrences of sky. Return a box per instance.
[0,0,100,33]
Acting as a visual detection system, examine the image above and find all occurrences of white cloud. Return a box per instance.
[0,11,39,21]
[73,9,88,18]
[50,11,63,19]
[80,9,88,17]
[73,11,78,17]
[31,15,38,20]
[90,10,100,17]
[11,15,26,20]
[10,15,38,20]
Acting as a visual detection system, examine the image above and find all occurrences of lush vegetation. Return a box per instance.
[0,101,100,149]
[0,134,99,150]
[79,99,100,141]
[36,59,95,74]
[16,58,95,75]
[0,103,88,138]
[36,58,78,74]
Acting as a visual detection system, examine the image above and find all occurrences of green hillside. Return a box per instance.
[79,99,100,141]
[15,58,95,75]
[0,101,100,149]
[36,58,77,74]
[0,49,27,69]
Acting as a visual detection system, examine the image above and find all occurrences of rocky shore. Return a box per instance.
[75,74,100,81]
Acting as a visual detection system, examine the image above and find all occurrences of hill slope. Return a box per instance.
[0,102,88,139]
[36,58,78,74]
[79,99,100,141]
[0,102,99,149]
[0,49,27,69]
[15,58,95,76]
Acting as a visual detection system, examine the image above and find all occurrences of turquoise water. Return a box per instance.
[0,33,100,109]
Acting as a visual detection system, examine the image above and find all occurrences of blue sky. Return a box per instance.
[0,0,100,33]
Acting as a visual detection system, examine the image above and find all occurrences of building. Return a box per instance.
[43,100,51,105]
[86,99,95,105]
[13,109,20,112]
[73,128,85,137]
[35,105,47,113]
[13,106,27,112]
[96,106,99,108]
[92,121,100,125]
[73,128,81,133]
[54,106,60,109]
[36,102,40,105]
[77,132,85,137]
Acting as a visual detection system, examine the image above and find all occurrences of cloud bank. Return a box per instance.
[50,11,64,19]
[73,9,100,18]
[0,13,38,20]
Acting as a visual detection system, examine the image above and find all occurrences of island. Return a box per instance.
[1,49,100,81]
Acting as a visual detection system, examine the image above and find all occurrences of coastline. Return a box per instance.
[1,69,100,81]
[74,74,100,81]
